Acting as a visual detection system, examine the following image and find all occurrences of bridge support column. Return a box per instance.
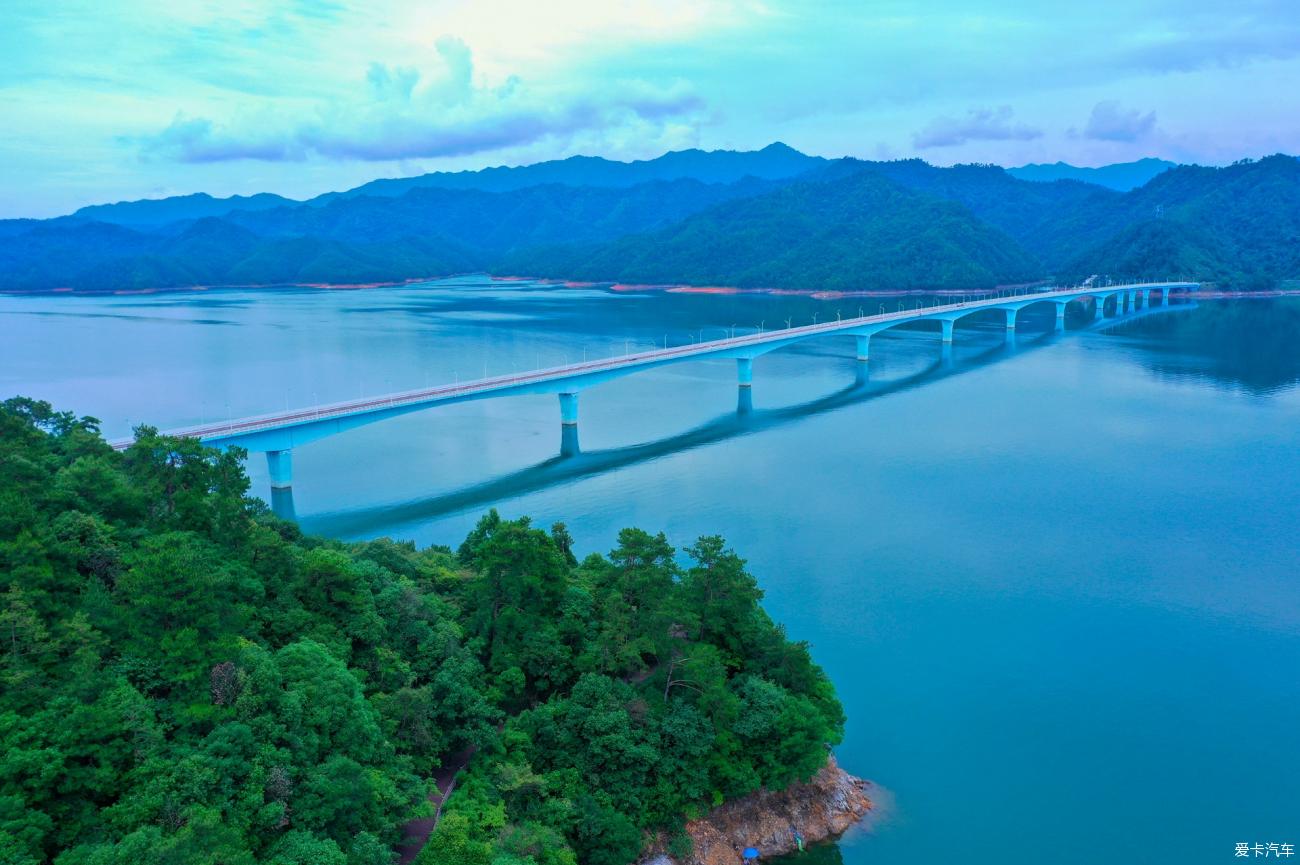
[855,334,871,361]
[1142,289,1151,308]
[266,449,293,490]
[560,424,581,457]
[737,357,754,388]
[559,392,579,426]
[1004,308,1017,330]
[1129,290,1137,311]
[270,487,296,521]
[940,320,954,343]
[736,386,754,414]
[1095,296,1107,321]
[1054,301,1068,331]
[1159,288,1169,305]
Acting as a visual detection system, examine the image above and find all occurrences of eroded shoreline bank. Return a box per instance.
[638,756,872,865]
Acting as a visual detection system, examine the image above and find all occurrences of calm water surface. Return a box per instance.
[4,278,1298,865]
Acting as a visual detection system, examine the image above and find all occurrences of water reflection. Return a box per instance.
[560,423,581,458]
[283,302,1186,532]
[1128,297,1300,394]
[299,333,1048,537]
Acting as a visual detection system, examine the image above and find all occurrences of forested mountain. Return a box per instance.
[1053,155,1300,286]
[0,218,482,291]
[310,142,823,203]
[0,178,778,291]
[0,397,843,865]
[229,177,785,251]
[1007,158,1176,191]
[828,158,1118,264]
[2,147,1297,294]
[72,193,300,228]
[499,168,1042,291]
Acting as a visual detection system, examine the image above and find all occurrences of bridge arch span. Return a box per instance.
[108,282,1198,491]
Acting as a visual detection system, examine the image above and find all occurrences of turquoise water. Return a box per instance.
[4,279,1298,864]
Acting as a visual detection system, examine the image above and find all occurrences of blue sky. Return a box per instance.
[2,0,1298,217]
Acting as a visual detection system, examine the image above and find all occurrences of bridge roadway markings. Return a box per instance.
[108,281,1197,490]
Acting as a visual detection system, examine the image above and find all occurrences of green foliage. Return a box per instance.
[5,152,1300,294]
[502,168,1043,292]
[0,398,844,864]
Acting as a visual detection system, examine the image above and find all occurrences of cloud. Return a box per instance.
[140,116,308,163]
[137,36,707,164]
[1081,100,1157,141]
[912,106,1042,149]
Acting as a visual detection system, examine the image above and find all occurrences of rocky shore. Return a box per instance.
[638,756,872,865]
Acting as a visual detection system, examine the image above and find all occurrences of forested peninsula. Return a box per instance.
[0,398,849,865]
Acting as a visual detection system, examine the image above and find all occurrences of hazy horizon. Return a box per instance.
[4,0,1298,218]
[3,143,1258,221]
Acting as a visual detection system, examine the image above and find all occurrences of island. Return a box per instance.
[0,397,865,865]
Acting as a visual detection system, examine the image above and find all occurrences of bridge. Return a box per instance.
[109,281,1197,491]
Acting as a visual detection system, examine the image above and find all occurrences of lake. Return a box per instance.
[3,278,1298,864]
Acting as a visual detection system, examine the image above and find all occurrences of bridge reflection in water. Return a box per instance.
[287,300,1193,532]
[111,282,1197,496]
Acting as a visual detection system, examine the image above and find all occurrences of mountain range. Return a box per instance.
[2,146,1296,294]
[1006,158,1177,191]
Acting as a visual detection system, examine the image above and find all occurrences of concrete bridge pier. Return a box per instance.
[560,423,581,457]
[737,357,754,388]
[559,392,579,426]
[1004,308,1018,330]
[736,385,754,414]
[1054,301,1068,331]
[1142,289,1151,308]
[940,320,954,343]
[855,334,871,361]
[1095,296,1107,321]
[267,449,293,489]
[1129,290,1138,311]
[270,487,296,521]
[1158,287,1169,305]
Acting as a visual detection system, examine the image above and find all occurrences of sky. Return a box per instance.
[2,0,1298,218]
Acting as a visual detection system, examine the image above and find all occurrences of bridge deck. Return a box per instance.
[109,282,1193,450]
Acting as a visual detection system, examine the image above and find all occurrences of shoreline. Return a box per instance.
[2,273,1296,301]
[637,755,873,865]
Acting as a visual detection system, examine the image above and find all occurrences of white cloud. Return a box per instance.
[912,106,1042,149]
[1081,101,1158,141]
[135,37,708,163]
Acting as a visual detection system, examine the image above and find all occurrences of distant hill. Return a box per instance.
[3,146,1297,294]
[72,192,298,228]
[1057,155,1300,287]
[499,168,1042,292]
[230,176,785,252]
[0,215,483,292]
[0,178,779,291]
[311,142,824,203]
[836,158,1116,263]
[1007,158,1177,191]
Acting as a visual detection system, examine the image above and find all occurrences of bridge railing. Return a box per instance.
[108,281,1196,448]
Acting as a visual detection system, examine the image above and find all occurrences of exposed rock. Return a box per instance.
[638,756,871,865]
